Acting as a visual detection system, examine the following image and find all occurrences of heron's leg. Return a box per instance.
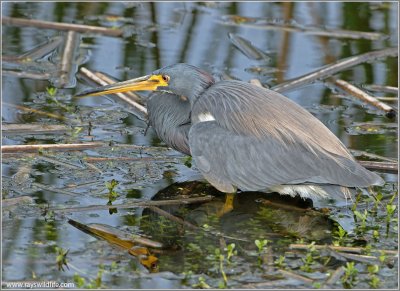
[217,193,235,217]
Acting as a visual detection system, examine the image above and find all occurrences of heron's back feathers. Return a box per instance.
[189,80,383,195]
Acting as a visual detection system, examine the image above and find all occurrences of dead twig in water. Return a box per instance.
[322,266,345,288]
[289,243,398,255]
[375,97,398,102]
[2,36,63,62]
[148,206,199,231]
[1,142,104,153]
[362,84,398,95]
[33,182,79,196]
[278,269,314,284]
[2,70,52,80]
[327,77,396,118]
[358,161,398,174]
[2,124,69,134]
[78,67,148,120]
[59,31,80,88]
[2,196,35,208]
[62,180,102,190]
[272,47,398,93]
[51,196,214,213]
[38,155,85,170]
[148,206,250,242]
[2,16,123,37]
[219,16,385,40]
[329,249,380,264]
[351,150,397,163]
[83,156,179,163]
[82,161,103,174]
[3,102,67,121]
[241,280,289,289]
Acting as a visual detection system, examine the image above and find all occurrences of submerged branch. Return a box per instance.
[51,196,214,213]
[148,206,250,242]
[2,16,123,37]
[3,102,67,121]
[272,47,398,93]
[257,198,323,215]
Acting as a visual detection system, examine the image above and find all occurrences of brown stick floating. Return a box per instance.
[2,124,69,134]
[1,142,104,153]
[328,78,396,118]
[2,16,123,37]
[272,47,398,93]
[352,149,398,163]
[219,17,384,40]
[363,84,398,95]
[83,156,179,163]
[278,269,314,284]
[59,31,80,88]
[2,36,63,62]
[358,161,398,174]
[329,249,380,264]
[33,182,79,196]
[322,266,345,288]
[289,243,398,255]
[2,70,51,80]
[3,102,67,121]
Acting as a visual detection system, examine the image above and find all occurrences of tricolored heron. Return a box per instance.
[76,63,384,210]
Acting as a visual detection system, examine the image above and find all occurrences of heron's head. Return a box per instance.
[75,63,215,106]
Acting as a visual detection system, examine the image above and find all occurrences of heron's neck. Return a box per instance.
[187,72,215,107]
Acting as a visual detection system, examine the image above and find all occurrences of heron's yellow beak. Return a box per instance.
[75,75,168,97]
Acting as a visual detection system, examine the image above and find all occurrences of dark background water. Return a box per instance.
[2,2,398,289]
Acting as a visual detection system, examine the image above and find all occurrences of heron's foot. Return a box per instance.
[216,193,235,217]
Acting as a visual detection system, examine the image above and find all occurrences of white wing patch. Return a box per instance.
[269,185,329,199]
[198,112,216,122]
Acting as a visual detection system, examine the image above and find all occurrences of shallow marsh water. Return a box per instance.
[2,2,399,289]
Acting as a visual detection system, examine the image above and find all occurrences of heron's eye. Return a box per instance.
[162,75,170,82]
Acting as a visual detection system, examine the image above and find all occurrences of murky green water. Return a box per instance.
[2,2,398,289]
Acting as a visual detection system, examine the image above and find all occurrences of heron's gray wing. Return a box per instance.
[189,122,380,193]
[189,81,383,189]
